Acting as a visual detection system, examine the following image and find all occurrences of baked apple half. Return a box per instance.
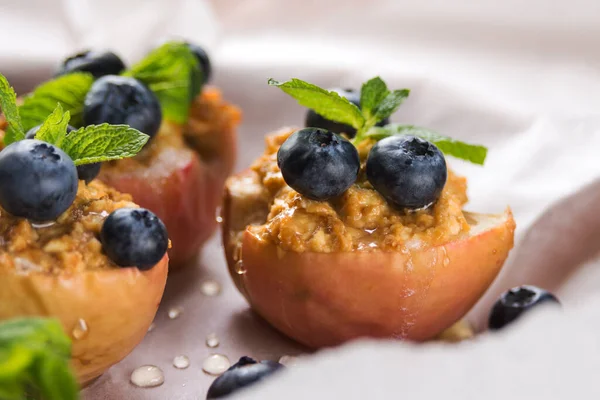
[99,87,240,267]
[223,127,515,348]
[0,76,170,384]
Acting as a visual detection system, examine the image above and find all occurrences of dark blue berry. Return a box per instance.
[100,208,168,270]
[206,357,284,399]
[0,140,78,221]
[186,42,212,84]
[305,88,389,138]
[83,75,162,140]
[76,162,101,184]
[55,50,126,78]
[366,135,447,209]
[277,128,360,201]
[489,285,560,331]
[184,42,211,101]
[26,125,101,183]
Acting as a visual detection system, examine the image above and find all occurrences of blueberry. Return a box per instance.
[489,285,560,331]
[100,208,168,270]
[366,135,447,209]
[76,162,101,184]
[186,42,212,84]
[206,357,284,399]
[277,128,360,201]
[182,42,211,101]
[305,88,390,138]
[83,75,162,140]
[55,50,126,78]
[0,140,78,221]
[26,125,101,183]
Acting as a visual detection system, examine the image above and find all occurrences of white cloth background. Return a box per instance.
[1,0,600,398]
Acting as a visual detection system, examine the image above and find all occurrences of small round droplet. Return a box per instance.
[234,260,246,275]
[168,307,183,319]
[71,318,88,340]
[200,280,222,297]
[173,355,190,369]
[202,354,230,376]
[278,355,299,367]
[205,333,220,348]
[147,322,156,332]
[216,215,223,223]
[130,365,164,388]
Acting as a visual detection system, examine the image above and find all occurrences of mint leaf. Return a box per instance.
[372,89,409,122]
[0,318,78,400]
[0,73,25,145]
[366,124,488,165]
[34,103,70,147]
[60,123,149,165]
[19,73,93,132]
[360,77,389,121]
[268,78,365,129]
[124,41,199,124]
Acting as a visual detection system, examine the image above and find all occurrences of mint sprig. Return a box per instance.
[0,317,78,400]
[269,76,487,165]
[124,41,200,124]
[35,103,70,147]
[60,123,149,166]
[359,77,409,134]
[18,72,94,131]
[366,124,488,165]
[0,74,25,145]
[34,104,149,165]
[267,79,365,129]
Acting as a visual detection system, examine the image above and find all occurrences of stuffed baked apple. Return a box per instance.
[17,42,240,268]
[223,77,515,348]
[0,74,169,385]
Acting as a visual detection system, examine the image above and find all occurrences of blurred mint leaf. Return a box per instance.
[18,72,94,131]
[268,78,365,129]
[359,77,389,121]
[366,124,488,165]
[34,103,70,147]
[124,41,199,124]
[372,89,409,122]
[0,73,25,145]
[60,123,149,165]
[0,318,78,400]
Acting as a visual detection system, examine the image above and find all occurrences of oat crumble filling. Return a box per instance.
[0,181,137,274]
[247,129,471,253]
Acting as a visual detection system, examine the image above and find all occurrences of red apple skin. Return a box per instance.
[0,252,169,386]
[99,87,241,268]
[222,169,516,348]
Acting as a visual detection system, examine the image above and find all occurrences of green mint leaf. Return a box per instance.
[268,78,365,129]
[18,72,94,132]
[367,124,488,165]
[360,77,389,121]
[372,89,410,122]
[0,73,25,145]
[34,103,70,147]
[60,123,149,165]
[0,318,78,400]
[124,41,199,124]
[35,352,79,400]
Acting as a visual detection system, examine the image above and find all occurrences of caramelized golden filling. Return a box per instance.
[248,129,471,252]
[0,181,136,274]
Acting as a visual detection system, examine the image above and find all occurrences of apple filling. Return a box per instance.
[228,129,471,254]
[0,180,136,275]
